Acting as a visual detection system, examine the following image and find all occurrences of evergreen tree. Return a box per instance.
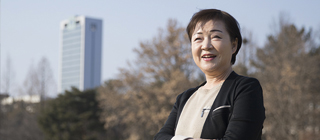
[38,88,106,140]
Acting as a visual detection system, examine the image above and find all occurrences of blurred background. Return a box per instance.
[1,0,320,140]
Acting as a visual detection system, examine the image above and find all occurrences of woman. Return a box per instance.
[154,9,265,140]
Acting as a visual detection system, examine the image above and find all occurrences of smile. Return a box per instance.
[201,54,216,61]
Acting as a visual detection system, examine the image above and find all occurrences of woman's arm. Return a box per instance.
[222,78,265,140]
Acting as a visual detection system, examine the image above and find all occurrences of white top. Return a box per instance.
[172,83,223,140]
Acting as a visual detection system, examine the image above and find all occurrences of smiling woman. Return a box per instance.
[191,20,237,85]
[154,9,265,140]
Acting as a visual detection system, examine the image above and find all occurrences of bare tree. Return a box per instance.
[0,57,56,140]
[1,54,15,94]
[23,62,39,97]
[23,57,56,106]
[252,15,320,139]
[98,19,201,140]
[36,57,55,101]
[232,27,262,77]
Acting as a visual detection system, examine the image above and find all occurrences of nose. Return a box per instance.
[201,38,213,50]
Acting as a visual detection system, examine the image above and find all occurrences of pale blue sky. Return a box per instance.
[1,0,320,95]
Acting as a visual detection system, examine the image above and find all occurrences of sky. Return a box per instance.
[1,0,320,96]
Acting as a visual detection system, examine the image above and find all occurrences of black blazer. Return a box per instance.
[154,72,265,140]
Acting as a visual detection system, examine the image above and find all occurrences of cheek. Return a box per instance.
[191,50,198,61]
[191,45,199,56]
[216,42,233,55]
[191,47,201,64]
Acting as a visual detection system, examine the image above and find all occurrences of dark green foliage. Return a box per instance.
[38,88,106,140]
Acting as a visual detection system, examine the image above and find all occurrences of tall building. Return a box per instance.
[59,16,102,93]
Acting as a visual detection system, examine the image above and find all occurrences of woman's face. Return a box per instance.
[191,20,237,76]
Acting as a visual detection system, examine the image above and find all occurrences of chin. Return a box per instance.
[201,67,218,73]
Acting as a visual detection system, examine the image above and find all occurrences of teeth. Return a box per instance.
[202,55,214,58]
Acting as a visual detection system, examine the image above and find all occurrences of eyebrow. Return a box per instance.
[210,29,223,33]
[194,29,223,35]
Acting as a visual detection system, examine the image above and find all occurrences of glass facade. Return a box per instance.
[61,24,81,92]
[59,16,102,93]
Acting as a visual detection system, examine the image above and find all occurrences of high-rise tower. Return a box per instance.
[59,16,102,93]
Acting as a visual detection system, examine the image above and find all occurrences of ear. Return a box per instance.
[232,38,238,54]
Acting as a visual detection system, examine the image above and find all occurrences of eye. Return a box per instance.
[194,37,202,42]
[212,35,222,39]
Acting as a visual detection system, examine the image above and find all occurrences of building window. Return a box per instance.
[91,24,96,32]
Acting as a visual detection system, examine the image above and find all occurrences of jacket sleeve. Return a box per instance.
[154,94,182,140]
[221,78,265,140]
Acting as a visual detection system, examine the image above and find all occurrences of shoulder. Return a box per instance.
[227,71,261,88]
[228,72,263,99]
[220,71,262,99]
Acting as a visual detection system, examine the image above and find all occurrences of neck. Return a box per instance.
[203,67,233,89]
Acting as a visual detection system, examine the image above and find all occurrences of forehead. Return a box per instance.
[193,20,226,34]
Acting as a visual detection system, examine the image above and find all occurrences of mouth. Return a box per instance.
[201,54,216,58]
[201,54,216,61]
